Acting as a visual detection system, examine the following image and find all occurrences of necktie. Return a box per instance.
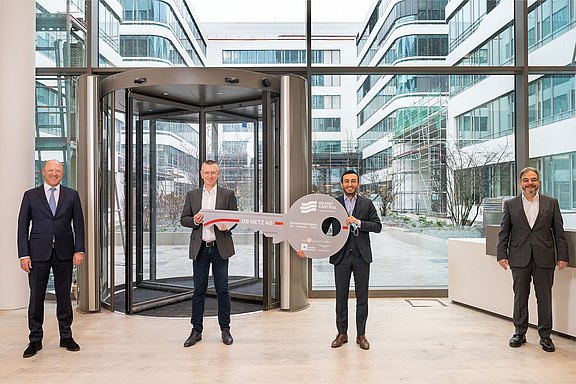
[49,187,57,215]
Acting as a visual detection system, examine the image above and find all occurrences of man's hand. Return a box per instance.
[20,258,32,273]
[193,212,204,225]
[346,216,360,226]
[498,259,509,270]
[296,250,306,259]
[73,252,84,266]
[558,260,568,270]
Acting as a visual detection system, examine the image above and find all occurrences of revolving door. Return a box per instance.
[94,68,308,315]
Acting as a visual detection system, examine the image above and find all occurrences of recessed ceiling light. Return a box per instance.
[216,92,223,96]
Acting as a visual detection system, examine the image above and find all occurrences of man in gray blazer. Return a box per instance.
[497,167,569,352]
[181,160,237,347]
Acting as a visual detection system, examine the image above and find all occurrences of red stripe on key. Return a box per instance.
[204,218,240,226]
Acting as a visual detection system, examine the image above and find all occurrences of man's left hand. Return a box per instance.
[73,252,84,266]
[558,260,568,270]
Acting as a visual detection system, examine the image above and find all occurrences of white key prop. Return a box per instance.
[201,194,349,259]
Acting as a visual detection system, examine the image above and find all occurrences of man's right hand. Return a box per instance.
[20,258,32,273]
[498,259,509,270]
[193,212,204,225]
[296,250,306,259]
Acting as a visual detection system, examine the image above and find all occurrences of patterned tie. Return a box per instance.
[49,187,57,215]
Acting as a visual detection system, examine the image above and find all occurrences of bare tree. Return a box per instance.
[157,192,186,231]
[362,169,404,217]
[442,138,513,226]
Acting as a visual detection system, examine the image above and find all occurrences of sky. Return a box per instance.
[189,0,375,23]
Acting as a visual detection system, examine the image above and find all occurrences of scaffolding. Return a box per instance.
[391,90,448,215]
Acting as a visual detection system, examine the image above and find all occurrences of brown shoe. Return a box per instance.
[356,335,370,350]
[331,333,348,348]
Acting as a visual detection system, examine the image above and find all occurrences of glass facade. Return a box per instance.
[33,0,575,297]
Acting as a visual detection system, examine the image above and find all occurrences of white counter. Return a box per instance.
[448,238,576,338]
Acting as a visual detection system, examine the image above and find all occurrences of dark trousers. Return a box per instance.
[510,256,555,338]
[334,252,370,336]
[27,249,74,342]
[191,243,231,333]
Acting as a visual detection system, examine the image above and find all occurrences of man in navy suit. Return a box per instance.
[497,167,568,352]
[299,170,381,350]
[181,160,238,347]
[17,160,85,358]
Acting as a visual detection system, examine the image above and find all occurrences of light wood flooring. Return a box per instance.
[1,298,574,384]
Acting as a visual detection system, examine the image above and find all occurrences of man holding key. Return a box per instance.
[181,160,237,347]
[298,169,381,350]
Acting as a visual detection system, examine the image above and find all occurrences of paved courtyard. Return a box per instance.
[107,227,449,290]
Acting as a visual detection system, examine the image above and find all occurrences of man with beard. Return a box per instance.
[298,170,381,350]
[497,167,568,352]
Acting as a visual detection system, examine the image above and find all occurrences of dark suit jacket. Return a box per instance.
[497,194,568,268]
[17,185,85,261]
[181,186,238,260]
[329,194,382,265]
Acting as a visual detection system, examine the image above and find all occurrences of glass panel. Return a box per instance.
[137,118,200,293]
[36,0,87,67]
[529,74,576,229]
[35,75,80,294]
[99,0,305,67]
[312,73,515,291]
[347,0,451,67]
[528,0,575,64]
[208,115,260,288]
[101,92,113,306]
[35,75,79,187]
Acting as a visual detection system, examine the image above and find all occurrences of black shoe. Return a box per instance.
[59,337,80,352]
[509,334,526,347]
[540,337,555,352]
[184,330,202,347]
[23,341,42,358]
[221,329,233,345]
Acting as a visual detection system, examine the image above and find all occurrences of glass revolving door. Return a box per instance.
[100,68,281,316]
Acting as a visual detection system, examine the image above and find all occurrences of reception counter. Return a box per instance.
[448,237,576,338]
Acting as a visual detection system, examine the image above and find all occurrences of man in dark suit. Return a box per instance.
[299,170,381,350]
[181,160,238,347]
[17,159,85,358]
[497,167,568,352]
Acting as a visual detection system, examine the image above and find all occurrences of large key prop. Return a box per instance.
[202,194,349,259]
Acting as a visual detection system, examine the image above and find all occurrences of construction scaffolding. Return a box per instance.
[391,91,448,215]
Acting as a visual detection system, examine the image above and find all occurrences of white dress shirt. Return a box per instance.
[44,183,60,207]
[201,186,217,242]
[522,192,539,229]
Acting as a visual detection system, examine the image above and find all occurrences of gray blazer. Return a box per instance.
[329,194,382,265]
[181,186,238,260]
[497,194,568,268]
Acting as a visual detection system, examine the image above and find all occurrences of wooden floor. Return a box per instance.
[1,298,574,384]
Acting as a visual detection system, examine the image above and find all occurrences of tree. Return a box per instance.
[362,168,404,217]
[156,192,187,231]
[442,137,513,226]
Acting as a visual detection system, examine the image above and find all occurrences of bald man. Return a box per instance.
[17,160,85,358]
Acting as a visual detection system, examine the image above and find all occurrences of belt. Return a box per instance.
[203,240,216,248]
